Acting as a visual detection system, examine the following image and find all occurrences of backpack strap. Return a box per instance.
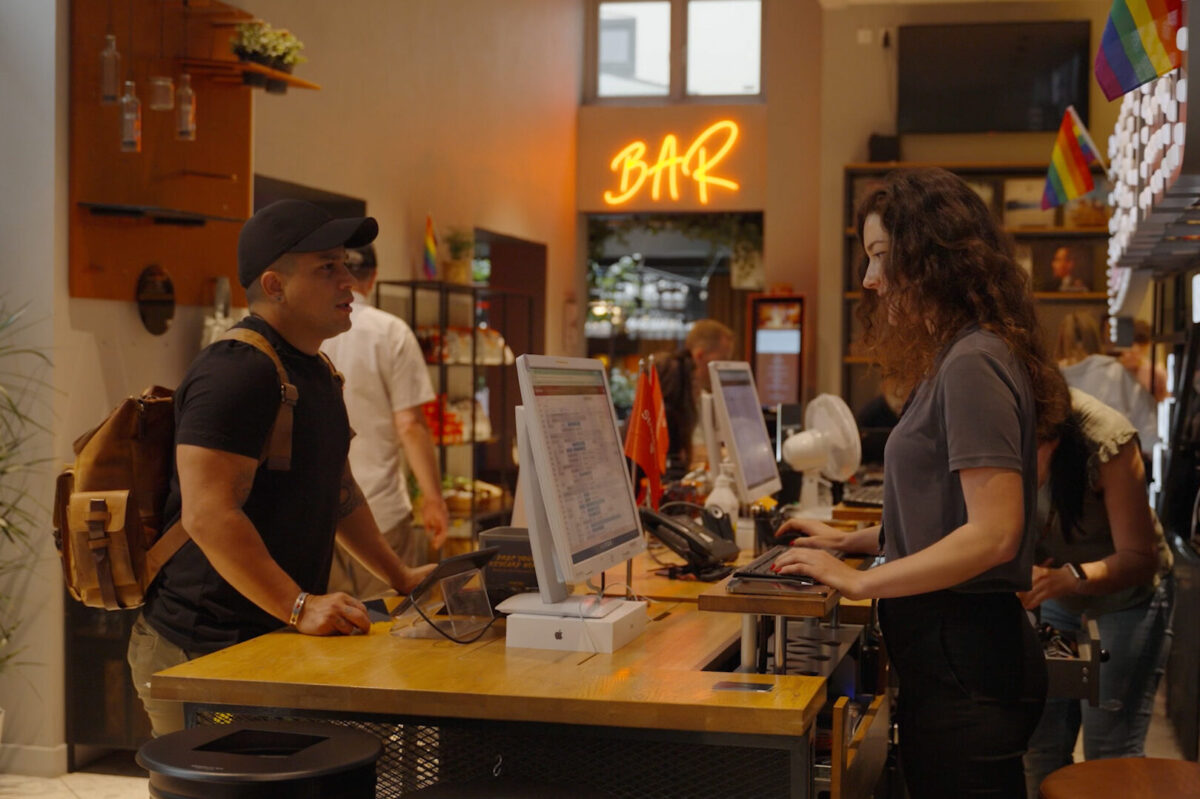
[218,328,297,470]
[144,520,189,589]
[317,351,345,389]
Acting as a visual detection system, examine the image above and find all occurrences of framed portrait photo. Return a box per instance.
[1032,240,1095,293]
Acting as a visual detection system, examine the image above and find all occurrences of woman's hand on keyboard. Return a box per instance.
[770,547,866,599]
[774,518,849,551]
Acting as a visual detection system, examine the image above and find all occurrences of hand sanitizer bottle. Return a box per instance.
[704,460,740,521]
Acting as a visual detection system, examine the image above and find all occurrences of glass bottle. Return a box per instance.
[149,75,174,111]
[120,81,141,153]
[175,74,196,141]
[99,34,121,104]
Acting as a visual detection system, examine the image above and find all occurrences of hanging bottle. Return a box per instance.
[99,34,121,104]
[149,76,174,111]
[120,81,142,153]
[175,74,196,141]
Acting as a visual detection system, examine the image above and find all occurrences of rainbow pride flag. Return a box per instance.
[1042,106,1103,210]
[1094,0,1182,101]
[422,215,437,279]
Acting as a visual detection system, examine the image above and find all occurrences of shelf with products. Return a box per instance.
[375,280,532,537]
[841,162,1111,412]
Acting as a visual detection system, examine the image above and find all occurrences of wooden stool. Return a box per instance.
[1039,757,1200,799]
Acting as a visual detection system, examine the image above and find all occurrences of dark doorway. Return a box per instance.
[475,229,546,356]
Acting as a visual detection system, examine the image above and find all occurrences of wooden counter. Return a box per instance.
[153,603,827,798]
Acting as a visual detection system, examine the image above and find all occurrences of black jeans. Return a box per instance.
[880,590,1047,799]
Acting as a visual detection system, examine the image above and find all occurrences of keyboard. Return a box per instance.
[842,483,884,508]
[732,545,817,585]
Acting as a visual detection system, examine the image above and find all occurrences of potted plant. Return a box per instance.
[230,21,306,92]
[0,302,50,740]
[443,228,474,285]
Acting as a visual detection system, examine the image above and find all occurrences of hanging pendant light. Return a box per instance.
[100,33,121,104]
[176,74,196,141]
[120,80,142,152]
[99,0,120,103]
[177,1,196,140]
[149,0,173,110]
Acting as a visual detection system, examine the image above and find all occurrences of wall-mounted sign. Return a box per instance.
[603,120,740,206]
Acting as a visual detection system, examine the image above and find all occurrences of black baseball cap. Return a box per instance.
[237,199,379,288]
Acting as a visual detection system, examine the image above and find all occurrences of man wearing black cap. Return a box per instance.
[128,200,435,736]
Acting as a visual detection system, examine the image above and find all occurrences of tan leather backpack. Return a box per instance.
[52,328,337,610]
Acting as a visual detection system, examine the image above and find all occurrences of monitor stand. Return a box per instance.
[500,596,648,653]
[496,592,623,619]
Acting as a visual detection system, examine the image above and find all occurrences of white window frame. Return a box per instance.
[584,0,765,105]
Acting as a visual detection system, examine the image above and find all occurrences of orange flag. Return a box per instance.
[624,364,668,508]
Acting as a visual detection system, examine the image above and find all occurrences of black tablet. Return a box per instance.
[391,546,501,617]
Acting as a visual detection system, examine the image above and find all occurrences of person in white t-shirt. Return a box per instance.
[321,245,449,598]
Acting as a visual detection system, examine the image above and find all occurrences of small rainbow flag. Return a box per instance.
[422,215,437,279]
[1094,0,1183,101]
[1041,106,1103,210]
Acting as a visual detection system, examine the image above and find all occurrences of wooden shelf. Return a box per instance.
[1033,291,1108,302]
[845,225,1107,238]
[179,57,321,90]
[78,201,244,226]
[1006,226,1108,237]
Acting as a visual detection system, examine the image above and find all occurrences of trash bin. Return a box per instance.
[136,720,382,798]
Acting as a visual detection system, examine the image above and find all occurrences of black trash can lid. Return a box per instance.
[137,721,382,783]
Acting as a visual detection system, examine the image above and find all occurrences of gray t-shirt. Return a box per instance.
[882,326,1038,592]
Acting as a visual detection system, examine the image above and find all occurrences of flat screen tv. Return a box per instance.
[897,21,1090,134]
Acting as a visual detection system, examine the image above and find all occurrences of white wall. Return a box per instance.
[0,0,216,775]
[238,0,586,355]
[0,0,65,774]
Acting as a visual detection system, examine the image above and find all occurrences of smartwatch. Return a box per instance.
[1065,562,1087,583]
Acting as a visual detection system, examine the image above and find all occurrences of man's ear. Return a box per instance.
[260,270,285,303]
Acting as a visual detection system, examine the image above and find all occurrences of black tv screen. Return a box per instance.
[897,21,1090,134]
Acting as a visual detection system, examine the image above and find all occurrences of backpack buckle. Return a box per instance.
[280,382,298,407]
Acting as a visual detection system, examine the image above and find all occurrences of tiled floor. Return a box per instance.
[0,751,146,798]
[0,685,1189,797]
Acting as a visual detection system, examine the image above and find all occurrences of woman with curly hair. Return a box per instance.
[773,168,1068,797]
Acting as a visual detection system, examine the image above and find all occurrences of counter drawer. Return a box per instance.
[1045,617,1102,706]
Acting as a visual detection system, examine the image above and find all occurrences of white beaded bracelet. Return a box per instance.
[288,591,309,628]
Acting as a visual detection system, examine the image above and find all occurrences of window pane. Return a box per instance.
[598,2,671,97]
[687,0,761,96]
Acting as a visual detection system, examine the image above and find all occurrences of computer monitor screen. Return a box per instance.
[708,361,782,504]
[515,355,646,602]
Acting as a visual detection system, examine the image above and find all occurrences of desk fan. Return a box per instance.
[781,394,861,518]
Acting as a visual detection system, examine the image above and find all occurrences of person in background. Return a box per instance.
[129,201,434,736]
[1021,386,1173,796]
[655,318,734,475]
[1118,319,1170,402]
[321,244,449,598]
[772,168,1063,797]
[1055,311,1158,459]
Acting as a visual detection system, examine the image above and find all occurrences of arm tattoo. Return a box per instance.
[337,472,367,520]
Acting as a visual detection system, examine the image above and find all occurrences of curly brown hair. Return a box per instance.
[854,168,1069,440]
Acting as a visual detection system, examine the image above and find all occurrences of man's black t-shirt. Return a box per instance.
[143,316,350,654]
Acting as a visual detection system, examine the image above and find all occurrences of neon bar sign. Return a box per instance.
[603,120,740,206]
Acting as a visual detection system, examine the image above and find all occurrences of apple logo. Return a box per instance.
[554,629,563,640]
